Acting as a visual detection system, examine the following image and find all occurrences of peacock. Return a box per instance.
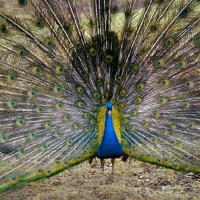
[0,0,199,191]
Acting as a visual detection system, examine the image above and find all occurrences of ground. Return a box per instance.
[1,158,200,200]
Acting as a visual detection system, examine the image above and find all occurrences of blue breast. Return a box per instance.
[97,113,123,159]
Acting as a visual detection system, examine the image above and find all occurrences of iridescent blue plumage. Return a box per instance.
[97,102,122,159]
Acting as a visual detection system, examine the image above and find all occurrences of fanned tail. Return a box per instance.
[117,0,200,173]
[0,0,199,191]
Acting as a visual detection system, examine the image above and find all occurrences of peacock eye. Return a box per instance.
[150,25,158,32]
[56,102,63,109]
[134,97,142,104]
[131,66,138,73]
[48,42,52,46]
[178,61,182,67]
[116,76,123,84]
[180,8,190,18]
[198,39,200,46]
[93,92,100,99]
[188,123,194,129]
[66,140,73,146]
[18,0,27,6]
[85,127,91,132]
[45,39,54,47]
[130,109,137,116]
[64,23,71,31]
[106,55,113,63]
[1,135,8,143]
[156,61,160,66]
[129,125,135,131]
[77,86,84,94]
[37,22,42,27]
[161,129,168,134]
[127,28,133,35]
[56,66,65,74]
[37,106,44,113]
[119,89,126,97]
[83,74,89,81]
[170,122,176,129]
[141,121,148,127]
[44,121,52,128]
[160,79,169,87]
[19,149,25,155]
[1,25,7,33]
[54,85,63,93]
[73,123,81,129]
[185,164,189,168]
[97,79,103,86]
[155,59,164,67]
[165,40,171,45]
[90,119,96,124]
[29,132,37,140]
[177,60,186,68]
[16,119,25,126]
[78,101,86,108]
[36,20,44,28]
[28,90,37,98]
[19,50,26,57]
[182,102,189,108]
[66,26,70,31]
[55,131,62,137]
[152,111,160,118]
[101,98,106,105]
[64,114,71,121]
[37,67,41,72]
[76,43,81,49]
[41,144,48,150]
[165,38,174,46]
[136,83,144,91]
[151,137,157,142]
[118,103,125,110]
[185,81,193,88]
[90,48,97,56]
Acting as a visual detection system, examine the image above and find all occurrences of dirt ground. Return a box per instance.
[1,158,200,200]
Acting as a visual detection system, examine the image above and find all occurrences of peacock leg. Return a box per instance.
[100,159,105,184]
[111,158,115,182]
[88,157,93,165]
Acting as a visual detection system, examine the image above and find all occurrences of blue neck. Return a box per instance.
[97,113,123,159]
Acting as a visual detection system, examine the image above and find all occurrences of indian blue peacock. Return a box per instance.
[0,0,199,191]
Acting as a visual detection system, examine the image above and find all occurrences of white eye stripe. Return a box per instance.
[108,110,112,116]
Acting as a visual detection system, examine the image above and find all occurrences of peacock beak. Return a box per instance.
[106,102,112,116]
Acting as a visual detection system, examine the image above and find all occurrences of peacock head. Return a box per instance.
[106,102,112,116]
